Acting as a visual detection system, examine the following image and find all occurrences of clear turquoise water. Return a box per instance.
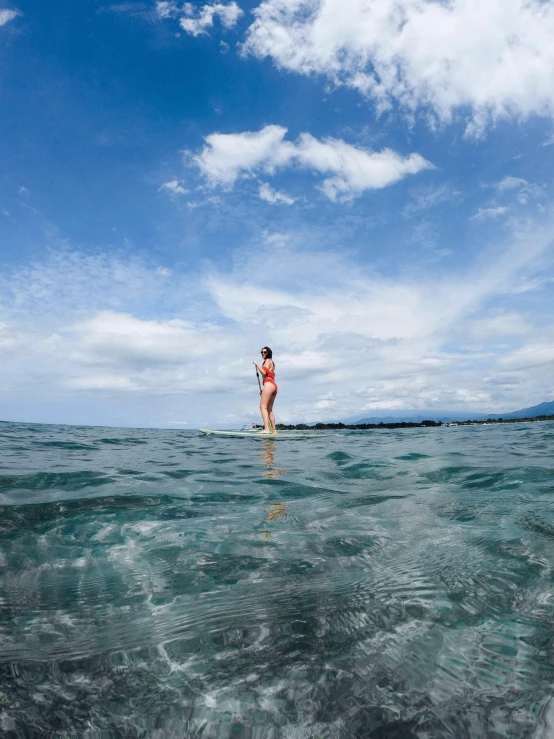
[1,421,554,737]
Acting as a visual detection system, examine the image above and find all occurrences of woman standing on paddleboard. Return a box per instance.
[253,347,278,434]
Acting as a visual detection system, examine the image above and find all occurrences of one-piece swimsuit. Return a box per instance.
[263,365,278,392]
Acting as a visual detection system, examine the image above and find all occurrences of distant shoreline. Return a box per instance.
[277,415,554,431]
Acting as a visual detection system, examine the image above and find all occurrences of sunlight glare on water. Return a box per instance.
[1,421,554,737]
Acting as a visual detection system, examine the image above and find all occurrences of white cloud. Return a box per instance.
[471,206,508,221]
[193,124,432,200]
[467,312,531,341]
[67,374,138,391]
[243,0,554,135]
[259,182,295,204]
[468,178,548,226]
[155,1,243,34]
[403,184,460,216]
[175,2,243,35]
[497,176,528,191]
[100,3,154,19]
[193,125,294,185]
[156,1,178,18]
[495,176,545,205]
[498,340,554,371]
[160,179,188,195]
[76,308,241,362]
[0,250,185,332]
[0,9,18,26]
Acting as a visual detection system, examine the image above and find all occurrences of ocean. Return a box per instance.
[1,420,554,737]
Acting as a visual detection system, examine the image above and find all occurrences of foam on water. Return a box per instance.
[1,421,554,736]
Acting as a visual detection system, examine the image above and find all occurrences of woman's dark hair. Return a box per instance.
[262,346,273,364]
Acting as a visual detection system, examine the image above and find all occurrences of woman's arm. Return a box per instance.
[253,360,267,376]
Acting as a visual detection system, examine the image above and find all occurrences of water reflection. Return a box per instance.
[259,439,287,537]
[266,503,287,521]
[260,438,286,480]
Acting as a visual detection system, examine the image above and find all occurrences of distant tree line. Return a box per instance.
[276,415,554,431]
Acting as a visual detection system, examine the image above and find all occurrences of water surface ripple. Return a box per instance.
[1,421,554,737]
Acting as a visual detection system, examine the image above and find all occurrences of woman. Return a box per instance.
[253,346,278,434]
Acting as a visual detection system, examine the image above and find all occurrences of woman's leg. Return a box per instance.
[267,391,277,432]
[259,385,276,433]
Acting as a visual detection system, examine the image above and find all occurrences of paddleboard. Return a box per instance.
[198,429,331,439]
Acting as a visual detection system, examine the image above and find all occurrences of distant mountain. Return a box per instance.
[341,400,554,425]
[488,400,554,420]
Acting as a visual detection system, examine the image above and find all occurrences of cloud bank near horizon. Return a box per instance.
[1,225,553,426]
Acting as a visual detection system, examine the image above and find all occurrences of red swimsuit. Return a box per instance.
[263,365,278,392]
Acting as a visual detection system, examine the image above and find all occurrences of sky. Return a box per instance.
[1,0,554,428]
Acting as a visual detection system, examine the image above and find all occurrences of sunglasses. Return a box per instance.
[261,350,267,354]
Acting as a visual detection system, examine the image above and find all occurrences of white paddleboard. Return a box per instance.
[198,429,331,439]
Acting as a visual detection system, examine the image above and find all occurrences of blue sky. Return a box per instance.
[1,0,554,428]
